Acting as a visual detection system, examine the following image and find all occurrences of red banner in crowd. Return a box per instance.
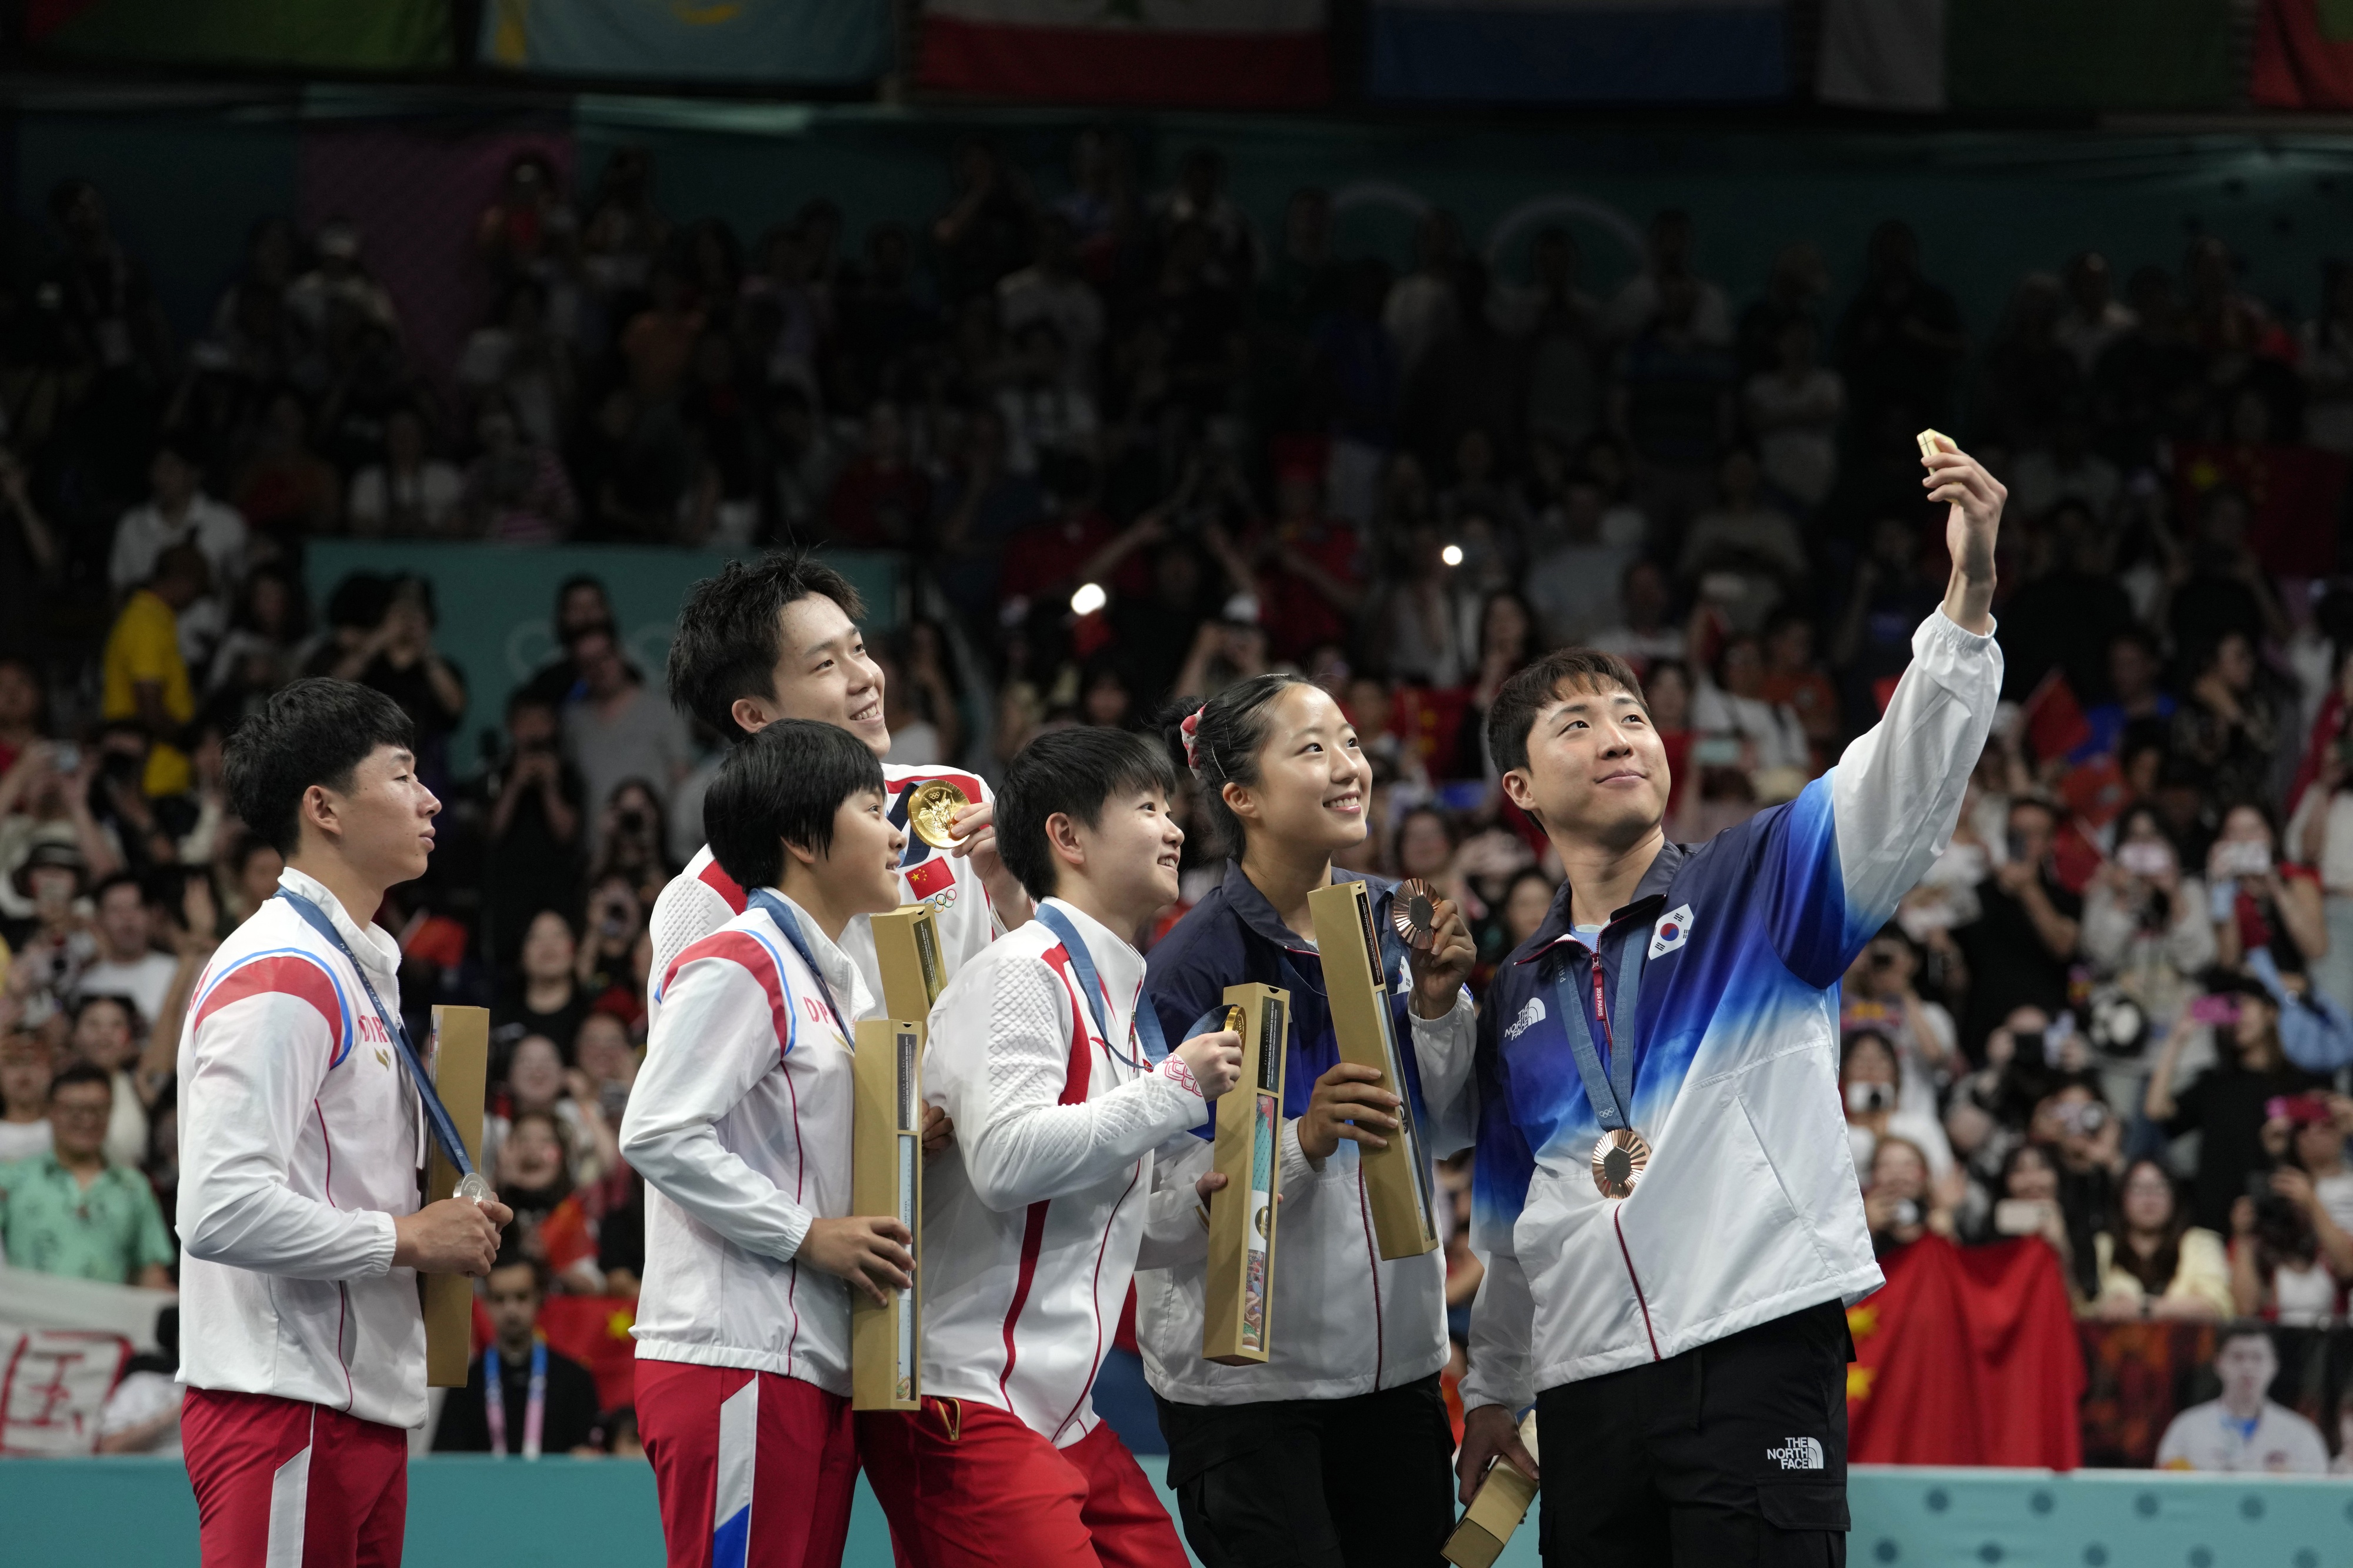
[1847,1236,2085,1469]
[2253,0,2353,108]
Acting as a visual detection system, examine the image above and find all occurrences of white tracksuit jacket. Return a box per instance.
[918,899,1211,1446]
[1462,610,2001,1409]
[176,868,426,1430]
[622,893,876,1391]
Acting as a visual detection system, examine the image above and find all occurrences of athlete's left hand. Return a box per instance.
[1924,439,2004,634]
[948,799,1036,929]
[1407,895,1475,1019]
[922,1104,954,1163]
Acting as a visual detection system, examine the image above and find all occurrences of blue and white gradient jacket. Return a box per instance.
[1460,610,2001,1409]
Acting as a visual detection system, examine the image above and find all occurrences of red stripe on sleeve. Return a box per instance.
[191,955,346,1056]
[658,930,791,1047]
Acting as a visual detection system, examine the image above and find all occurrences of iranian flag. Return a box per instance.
[918,0,1331,106]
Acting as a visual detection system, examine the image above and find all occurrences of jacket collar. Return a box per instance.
[279,866,401,980]
[1039,896,1147,1003]
[1515,838,1688,966]
[754,888,877,1021]
[1217,859,1388,955]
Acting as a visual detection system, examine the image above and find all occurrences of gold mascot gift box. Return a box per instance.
[868,903,948,1022]
[851,1016,924,1411]
[1443,1413,1542,1568]
[422,1005,490,1389]
[1202,982,1290,1366]
[1306,880,1439,1260]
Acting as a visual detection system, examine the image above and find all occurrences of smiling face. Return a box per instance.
[71,998,137,1072]
[1503,678,1671,848]
[758,594,888,756]
[2119,1162,2176,1232]
[796,787,905,918]
[1062,785,1186,922]
[498,1113,566,1190]
[1224,684,1371,859]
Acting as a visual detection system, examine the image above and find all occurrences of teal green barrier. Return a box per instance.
[299,542,899,779]
[7,1458,2349,1567]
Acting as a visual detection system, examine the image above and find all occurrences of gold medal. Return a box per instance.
[1222,1004,1248,1036]
[1391,878,1440,950]
[906,780,971,849]
[1591,1127,1651,1199]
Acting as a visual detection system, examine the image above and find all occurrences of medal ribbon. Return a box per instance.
[890,780,934,868]
[1034,903,1165,1070]
[746,890,850,1037]
[484,1340,546,1459]
[1550,927,1650,1132]
[275,889,479,1181]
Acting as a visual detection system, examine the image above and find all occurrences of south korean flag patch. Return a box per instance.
[1649,904,1695,960]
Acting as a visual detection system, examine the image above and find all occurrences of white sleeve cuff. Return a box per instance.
[359,1209,399,1279]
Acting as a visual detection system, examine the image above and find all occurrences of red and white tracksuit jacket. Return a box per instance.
[175,868,426,1431]
[918,899,1210,1447]
[624,892,877,1392]
[647,763,1001,1031]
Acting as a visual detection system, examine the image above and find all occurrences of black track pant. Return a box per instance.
[1535,1300,1854,1567]
[1154,1373,1457,1568]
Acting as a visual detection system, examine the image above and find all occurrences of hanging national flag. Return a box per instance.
[28,0,448,69]
[2254,0,2353,107]
[918,0,1331,107]
[1368,0,1788,103]
[479,0,888,84]
[1819,0,2238,113]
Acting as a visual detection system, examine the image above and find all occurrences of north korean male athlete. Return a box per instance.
[1457,441,2007,1566]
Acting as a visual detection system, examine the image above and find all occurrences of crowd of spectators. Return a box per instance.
[8,128,2353,1465]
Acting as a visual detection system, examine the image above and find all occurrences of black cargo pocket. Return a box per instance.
[1755,1482,1850,1533]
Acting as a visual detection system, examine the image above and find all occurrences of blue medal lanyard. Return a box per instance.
[746,889,849,1037]
[1550,925,1651,1133]
[1034,903,1165,1070]
[483,1340,547,1459]
[275,889,481,1183]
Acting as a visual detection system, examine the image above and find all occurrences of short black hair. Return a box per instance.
[666,552,866,740]
[224,678,416,855]
[50,1060,114,1098]
[998,728,1177,902]
[1161,673,1315,857]
[91,871,144,910]
[702,719,884,892]
[1485,649,1647,777]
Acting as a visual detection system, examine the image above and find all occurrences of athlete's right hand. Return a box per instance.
[799,1216,914,1307]
[1298,1061,1399,1161]
[392,1196,507,1276]
[1455,1403,1539,1506]
[1172,1028,1244,1099]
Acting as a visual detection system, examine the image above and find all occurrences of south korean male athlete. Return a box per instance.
[1457,441,2007,1566]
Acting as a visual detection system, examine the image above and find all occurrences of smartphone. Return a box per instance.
[2188,993,2242,1026]
[2214,840,2273,879]
[2116,840,2172,878]
[1992,1199,2048,1237]
[49,742,79,775]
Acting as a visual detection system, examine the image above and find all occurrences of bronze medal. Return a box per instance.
[906,780,971,849]
[1590,1127,1651,1199]
[1391,878,1440,950]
